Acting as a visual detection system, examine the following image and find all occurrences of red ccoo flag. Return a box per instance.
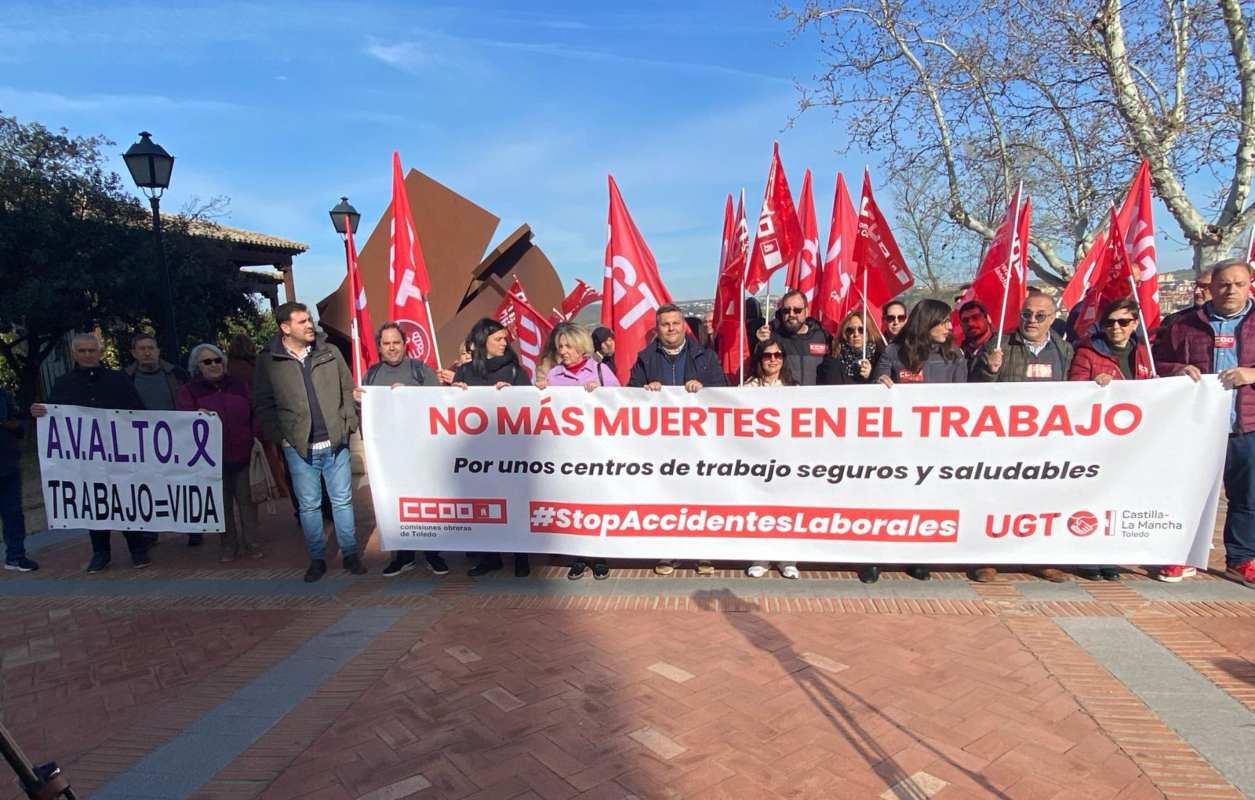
[713,191,750,380]
[817,173,859,335]
[954,188,1031,335]
[603,176,673,385]
[549,279,602,325]
[852,170,915,308]
[785,169,820,305]
[494,277,553,380]
[1063,161,1159,329]
[388,151,440,369]
[343,222,377,385]
[746,142,803,294]
[1074,207,1139,334]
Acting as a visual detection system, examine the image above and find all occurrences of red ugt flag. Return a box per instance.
[955,188,1031,334]
[785,169,820,306]
[603,176,673,385]
[388,151,440,369]
[745,142,803,294]
[713,192,750,380]
[344,222,377,385]
[817,173,860,336]
[852,170,914,307]
[494,277,553,380]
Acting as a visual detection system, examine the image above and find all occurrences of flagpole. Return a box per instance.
[1128,274,1158,378]
[342,236,363,387]
[424,296,443,372]
[996,182,1024,336]
[738,188,747,387]
[861,268,868,362]
[1247,225,1255,265]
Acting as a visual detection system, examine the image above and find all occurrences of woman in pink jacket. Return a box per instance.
[546,323,618,579]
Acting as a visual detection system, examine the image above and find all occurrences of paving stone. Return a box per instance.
[646,662,695,684]
[627,726,687,761]
[355,774,432,800]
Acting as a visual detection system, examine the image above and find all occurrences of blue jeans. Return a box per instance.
[283,445,357,561]
[0,471,26,562]
[1223,431,1255,567]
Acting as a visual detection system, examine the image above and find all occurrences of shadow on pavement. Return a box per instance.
[692,588,1011,800]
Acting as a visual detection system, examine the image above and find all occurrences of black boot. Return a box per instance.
[858,565,880,584]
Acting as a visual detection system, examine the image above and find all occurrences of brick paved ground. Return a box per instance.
[0,490,1253,799]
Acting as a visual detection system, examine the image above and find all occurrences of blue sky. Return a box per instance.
[4,1,1205,306]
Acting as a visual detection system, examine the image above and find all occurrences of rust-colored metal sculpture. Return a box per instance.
[318,168,565,365]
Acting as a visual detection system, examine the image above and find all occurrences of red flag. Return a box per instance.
[552,279,602,324]
[713,192,750,380]
[494,277,554,380]
[954,189,1031,335]
[785,169,820,305]
[388,151,440,369]
[344,222,377,385]
[603,176,673,385]
[1063,161,1159,329]
[817,173,860,335]
[1072,207,1138,335]
[746,142,803,294]
[852,170,915,308]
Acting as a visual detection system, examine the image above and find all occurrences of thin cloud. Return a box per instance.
[364,32,791,85]
[0,87,240,114]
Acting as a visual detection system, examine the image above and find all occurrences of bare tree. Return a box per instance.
[888,155,984,290]
[780,0,1255,278]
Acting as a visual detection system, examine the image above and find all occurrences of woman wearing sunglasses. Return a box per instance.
[176,343,265,562]
[868,299,967,583]
[817,309,877,385]
[1068,297,1153,582]
[743,338,800,579]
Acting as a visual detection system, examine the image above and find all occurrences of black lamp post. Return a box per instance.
[329,197,360,238]
[123,132,177,361]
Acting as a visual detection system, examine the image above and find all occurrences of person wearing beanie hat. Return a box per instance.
[592,327,616,374]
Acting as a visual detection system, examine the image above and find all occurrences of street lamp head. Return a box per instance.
[123,131,174,193]
[329,196,361,236]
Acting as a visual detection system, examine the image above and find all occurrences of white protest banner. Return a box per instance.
[38,405,225,532]
[363,378,1228,566]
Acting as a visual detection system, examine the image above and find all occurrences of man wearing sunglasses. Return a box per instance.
[1157,259,1255,588]
[972,293,1074,583]
[975,293,1073,384]
[754,290,831,385]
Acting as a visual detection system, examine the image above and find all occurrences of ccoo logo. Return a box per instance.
[396,319,433,362]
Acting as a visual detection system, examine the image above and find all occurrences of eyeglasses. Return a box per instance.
[884,314,906,323]
[1020,311,1052,323]
[1101,317,1137,329]
[200,357,224,365]
[761,352,784,361]
[782,306,806,315]
[843,326,864,335]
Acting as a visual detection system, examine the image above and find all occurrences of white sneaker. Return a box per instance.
[746,564,768,578]
[780,564,800,579]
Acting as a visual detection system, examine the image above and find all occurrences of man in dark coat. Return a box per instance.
[31,333,149,572]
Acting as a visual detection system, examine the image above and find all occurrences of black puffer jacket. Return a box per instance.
[769,317,831,386]
[48,367,144,410]
[453,350,532,387]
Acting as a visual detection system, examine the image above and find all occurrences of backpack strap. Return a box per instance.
[596,362,605,386]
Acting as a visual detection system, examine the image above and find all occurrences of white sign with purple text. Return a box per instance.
[38,405,225,532]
